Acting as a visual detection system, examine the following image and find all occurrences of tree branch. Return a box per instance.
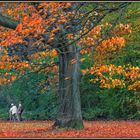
[79,3,128,52]
[0,14,19,29]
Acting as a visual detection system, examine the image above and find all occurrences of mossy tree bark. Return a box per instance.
[54,45,84,129]
[0,14,19,29]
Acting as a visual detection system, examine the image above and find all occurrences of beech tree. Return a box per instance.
[0,2,130,129]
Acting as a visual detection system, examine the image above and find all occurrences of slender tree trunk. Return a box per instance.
[54,45,84,129]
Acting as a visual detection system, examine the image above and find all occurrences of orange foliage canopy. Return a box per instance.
[81,64,140,92]
[0,2,139,93]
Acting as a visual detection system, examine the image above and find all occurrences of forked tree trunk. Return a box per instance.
[54,45,84,129]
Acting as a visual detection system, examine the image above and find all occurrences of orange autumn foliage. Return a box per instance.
[81,64,140,92]
[0,2,137,95]
[79,23,132,66]
[49,49,58,57]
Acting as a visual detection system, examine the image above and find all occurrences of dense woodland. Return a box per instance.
[0,2,140,129]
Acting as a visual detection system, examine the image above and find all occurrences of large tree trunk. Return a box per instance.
[54,45,84,129]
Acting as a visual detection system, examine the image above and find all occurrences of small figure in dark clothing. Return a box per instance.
[17,102,24,121]
[9,104,12,121]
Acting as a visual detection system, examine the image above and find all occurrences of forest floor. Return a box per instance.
[0,120,140,138]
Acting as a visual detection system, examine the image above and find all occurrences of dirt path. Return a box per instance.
[0,120,140,138]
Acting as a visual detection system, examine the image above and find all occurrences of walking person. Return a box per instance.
[8,103,12,121]
[9,106,12,121]
[9,103,19,121]
[17,102,24,121]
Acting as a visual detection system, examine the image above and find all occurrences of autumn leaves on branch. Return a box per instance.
[0,2,139,92]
